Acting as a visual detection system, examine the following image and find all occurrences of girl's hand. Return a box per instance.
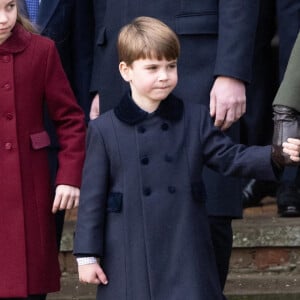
[52,185,80,213]
[282,138,300,163]
[78,263,108,285]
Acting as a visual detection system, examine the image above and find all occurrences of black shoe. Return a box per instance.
[242,179,279,208]
[277,183,300,217]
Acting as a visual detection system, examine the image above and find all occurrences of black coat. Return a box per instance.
[90,0,260,217]
[74,94,276,300]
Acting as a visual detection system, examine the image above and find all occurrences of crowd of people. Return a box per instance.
[0,0,300,299]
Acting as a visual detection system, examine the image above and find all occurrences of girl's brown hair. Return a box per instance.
[118,16,180,66]
[16,0,38,33]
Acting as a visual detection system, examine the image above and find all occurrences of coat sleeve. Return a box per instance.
[73,120,109,257]
[198,106,277,181]
[214,0,259,83]
[71,0,95,120]
[44,41,86,187]
[273,32,300,111]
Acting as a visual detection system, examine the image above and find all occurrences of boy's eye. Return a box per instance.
[169,64,177,69]
[146,66,157,70]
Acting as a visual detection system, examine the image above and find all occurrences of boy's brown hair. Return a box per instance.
[118,16,180,65]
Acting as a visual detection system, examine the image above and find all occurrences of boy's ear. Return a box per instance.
[119,61,131,82]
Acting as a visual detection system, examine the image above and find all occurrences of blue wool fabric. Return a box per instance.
[25,0,40,23]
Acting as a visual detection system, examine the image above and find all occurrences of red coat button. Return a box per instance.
[6,113,13,120]
[5,142,12,150]
[3,83,11,90]
[2,55,10,63]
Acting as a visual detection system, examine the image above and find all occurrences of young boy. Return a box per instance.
[73,17,300,300]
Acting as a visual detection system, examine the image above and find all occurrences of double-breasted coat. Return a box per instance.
[0,24,86,297]
[74,93,277,300]
[91,0,260,218]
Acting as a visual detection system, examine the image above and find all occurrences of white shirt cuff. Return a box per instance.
[77,257,98,266]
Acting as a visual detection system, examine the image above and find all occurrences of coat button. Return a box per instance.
[6,113,13,120]
[161,123,169,131]
[4,142,12,150]
[138,126,146,133]
[3,83,11,90]
[164,154,173,162]
[141,157,149,165]
[168,186,176,194]
[143,187,152,196]
[2,55,10,63]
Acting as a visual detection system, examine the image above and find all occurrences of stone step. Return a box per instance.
[47,274,300,300]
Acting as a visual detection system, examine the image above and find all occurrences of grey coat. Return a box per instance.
[74,94,276,300]
[273,32,300,112]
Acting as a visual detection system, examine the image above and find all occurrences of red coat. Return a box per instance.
[0,24,86,297]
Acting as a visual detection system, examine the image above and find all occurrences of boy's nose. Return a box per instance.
[158,69,168,80]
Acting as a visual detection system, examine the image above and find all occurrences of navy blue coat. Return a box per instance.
[74,93,276,300]
[90,0,259,217]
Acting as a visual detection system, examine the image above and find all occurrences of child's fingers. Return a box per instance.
[52,195,61,213]
[289,156,300,163]
[52,185,80,213]
[74,197,80,208]
[287,138,300,145]
[78,264,108,285]
[96,268,108,285]
[282,141,300,152]
[283,147,300,160]
[79,274,100,285]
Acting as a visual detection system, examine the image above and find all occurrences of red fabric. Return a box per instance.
[0,24,86,297]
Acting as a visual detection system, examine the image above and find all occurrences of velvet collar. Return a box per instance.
[0,23,31,54]
[114,92,184,125]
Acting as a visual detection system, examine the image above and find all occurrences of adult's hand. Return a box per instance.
[210,76,246,131]
[89,93,100,120]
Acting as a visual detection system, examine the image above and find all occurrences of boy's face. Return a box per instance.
[120,57,178,111]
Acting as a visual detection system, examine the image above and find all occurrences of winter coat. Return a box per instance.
[74,93,276,300]
[90,0,260,218]
[0,24,86,297]
[273,32,300,111]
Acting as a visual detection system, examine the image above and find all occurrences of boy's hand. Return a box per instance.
[78,263,108,285]
[52,185,80,213]
[282,138,300,163]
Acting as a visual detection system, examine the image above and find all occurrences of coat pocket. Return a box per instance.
[30,130,51,150]
[175,13,218,35]
[107,192,123,213]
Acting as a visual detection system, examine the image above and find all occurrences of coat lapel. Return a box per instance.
[36,0,60,32]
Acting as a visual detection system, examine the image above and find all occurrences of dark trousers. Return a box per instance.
[209,216,233,300]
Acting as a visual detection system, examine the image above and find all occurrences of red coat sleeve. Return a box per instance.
[44,41,86,187]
